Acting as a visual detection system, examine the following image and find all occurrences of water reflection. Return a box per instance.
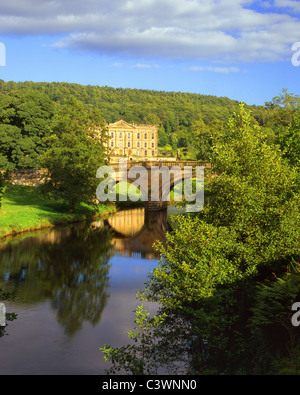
[0,225,113,336]
[107,208,170,259]
[0,208,172,374]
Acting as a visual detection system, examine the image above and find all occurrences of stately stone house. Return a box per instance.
[106,120,158,159]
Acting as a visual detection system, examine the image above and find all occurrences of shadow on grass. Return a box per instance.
[5,184,68,210]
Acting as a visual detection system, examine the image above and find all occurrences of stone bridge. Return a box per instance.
[105,159,210,211]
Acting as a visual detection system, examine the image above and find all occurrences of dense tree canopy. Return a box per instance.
[265,89,300,169]
[1,80,296,169]
[146,104,299,303]
[39,97,108,211]
[0,79,270,168]
[0,89,55,169]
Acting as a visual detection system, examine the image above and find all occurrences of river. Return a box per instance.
[0,207,181,375]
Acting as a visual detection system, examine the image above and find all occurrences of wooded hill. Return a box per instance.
[0,79,281,169]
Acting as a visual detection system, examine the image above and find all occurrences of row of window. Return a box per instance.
[110,132,155,139]
[111,141,156,148]
[114,149,155,157]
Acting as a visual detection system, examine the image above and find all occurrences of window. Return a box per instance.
[128,142,130,147]
[128,132,131,139]
[137,142,140,148]
[145,150,147,156]
[152,150,155,156]
[152,142,154,148]
[137,133,140,139]
[111,141,114,147]
[119,132,122,138]
[144,133,147,139]
[119,141,122,147]
[144,142,147,148]
[152,133,154,139]
[111,132,114,138]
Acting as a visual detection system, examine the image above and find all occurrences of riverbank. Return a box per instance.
[0,183,117,240]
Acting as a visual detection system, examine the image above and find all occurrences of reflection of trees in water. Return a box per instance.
[0,224,113,336]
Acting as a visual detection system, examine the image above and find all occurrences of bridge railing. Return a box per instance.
[110,160,211,169]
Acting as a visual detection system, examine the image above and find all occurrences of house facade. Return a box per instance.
[106,120,158,159]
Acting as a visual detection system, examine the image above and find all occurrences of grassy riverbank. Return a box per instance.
[0,183,116,239]
[0,181,190,240]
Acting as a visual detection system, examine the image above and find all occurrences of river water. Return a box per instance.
[0,207,179,375]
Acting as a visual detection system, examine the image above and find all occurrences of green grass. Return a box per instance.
[0,183,116,239]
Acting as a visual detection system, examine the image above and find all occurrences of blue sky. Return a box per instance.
[0,0,299,106]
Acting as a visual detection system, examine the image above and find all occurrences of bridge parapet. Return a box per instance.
[110,159,211,170]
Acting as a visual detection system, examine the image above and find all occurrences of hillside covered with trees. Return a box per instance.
[0,79,274,169]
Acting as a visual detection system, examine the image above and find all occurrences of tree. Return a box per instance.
[104,103,300,374]
[150,104,300,373]
[192,117,215,161]
[0,171,4,210]
[265,89,300,169]
[205,103,299,271]
[281,113,300,169]
[0,89,55,169]
[145,104,299,304]
[40,97,108,212]
[157,126,169,147]
[248,262,300,374]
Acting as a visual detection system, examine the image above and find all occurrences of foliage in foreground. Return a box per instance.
[100,306,169,375]
[102,266,300,375]
[100,103,300,375]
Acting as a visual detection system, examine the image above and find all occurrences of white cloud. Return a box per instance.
[273,0,300,13]
[110,62,123,68]
[0,0,299,63]
[132,63,159,69]
[187,65,240,73]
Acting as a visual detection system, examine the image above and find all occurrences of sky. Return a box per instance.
[0,0,300,106]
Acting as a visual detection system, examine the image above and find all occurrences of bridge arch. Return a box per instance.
[109,159,208,211]
[162,175,205,203]
[113,180,147,203]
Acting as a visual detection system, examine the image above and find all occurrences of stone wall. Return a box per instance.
[3,169,47,186]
